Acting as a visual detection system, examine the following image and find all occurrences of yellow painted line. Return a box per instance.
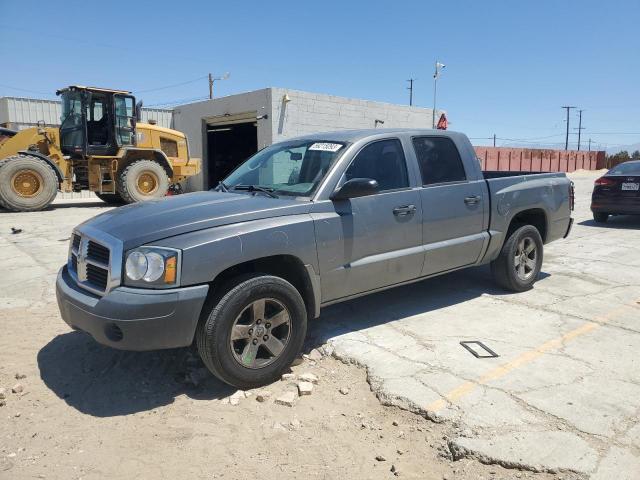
[427,299,637,413]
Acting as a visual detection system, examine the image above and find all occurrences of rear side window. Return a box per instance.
[344,139,409,191]
[413,136,467,185]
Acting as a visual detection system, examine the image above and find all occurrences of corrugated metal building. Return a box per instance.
[0,96,173,130]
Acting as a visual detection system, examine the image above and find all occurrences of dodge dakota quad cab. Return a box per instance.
[56,129,574,388]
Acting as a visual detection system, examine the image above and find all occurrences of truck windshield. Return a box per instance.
[223,140,347,197]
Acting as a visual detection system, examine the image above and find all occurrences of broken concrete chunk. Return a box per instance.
[255,391,272,402]
[11,384,24,394]
[375,454,386,462]
[306,349,323,361]
[339,387,350,395]
[299,372,318,384]
[275,391,297,407]
[297,381,313,396]
[281,373,296,381]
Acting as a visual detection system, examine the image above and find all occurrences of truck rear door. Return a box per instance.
[411,136,488,276]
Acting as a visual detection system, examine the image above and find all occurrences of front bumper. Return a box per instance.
[56,266,209,351]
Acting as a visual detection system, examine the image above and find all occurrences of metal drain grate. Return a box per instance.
[460,341,499,358]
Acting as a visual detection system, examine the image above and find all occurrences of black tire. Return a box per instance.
[197,274,307,389]
[95,192,124,205]
[593,212,609,223]
[0,154,59,212]
[491,225,544,292]
[116,159,169,204]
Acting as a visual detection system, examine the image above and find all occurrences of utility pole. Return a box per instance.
[588,138,592,151]
[561,106,576,150]
[574,109,585,151]
[493,134,496,147]
[407,79,415,106]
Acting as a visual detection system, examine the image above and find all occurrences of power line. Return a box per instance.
[146,96,209,107]
[0,83,53,96]
[133,75,209,94]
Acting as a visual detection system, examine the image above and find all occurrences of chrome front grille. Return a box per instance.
[68,230,118,295]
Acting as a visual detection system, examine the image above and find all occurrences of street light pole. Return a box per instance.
[432,61,445,128]
[208,72,230,99]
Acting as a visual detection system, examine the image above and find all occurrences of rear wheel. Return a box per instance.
[116,159,169,204]
[197,274,307,389]
[95,192,124,205]
[0,155,58,212]
[491,225,544,292]
[593,212,609,223]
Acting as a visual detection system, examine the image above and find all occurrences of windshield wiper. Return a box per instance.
[232,184,279,198]
[216,181,229,192]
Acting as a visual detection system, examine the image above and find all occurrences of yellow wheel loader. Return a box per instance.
[0,86,200,212]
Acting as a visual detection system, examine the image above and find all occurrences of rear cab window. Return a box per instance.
[412,136,467,186]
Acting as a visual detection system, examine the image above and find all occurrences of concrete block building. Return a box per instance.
[173,88,440,191]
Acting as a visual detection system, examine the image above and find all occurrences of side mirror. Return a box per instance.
[135,101,143,122]
[330,178,379,200]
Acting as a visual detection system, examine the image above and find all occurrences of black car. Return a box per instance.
[591,160,640,223]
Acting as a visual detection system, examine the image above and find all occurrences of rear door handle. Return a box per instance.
[464,195,481,205]
[393,204,417,216]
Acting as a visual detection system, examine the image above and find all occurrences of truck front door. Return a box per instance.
[412,136,487,275]
[313,138,424,301]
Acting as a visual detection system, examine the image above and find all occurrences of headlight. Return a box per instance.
[124,247,180,288]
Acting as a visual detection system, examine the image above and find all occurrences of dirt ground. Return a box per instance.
[0,197,583,480]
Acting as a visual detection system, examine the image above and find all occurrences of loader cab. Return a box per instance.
[57,86,136,157]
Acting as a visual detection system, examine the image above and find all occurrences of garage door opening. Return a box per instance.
[206,121,258,189]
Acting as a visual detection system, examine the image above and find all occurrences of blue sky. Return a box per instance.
[1,0,639,151]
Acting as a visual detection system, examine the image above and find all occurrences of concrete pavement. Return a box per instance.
[311,172,640,478]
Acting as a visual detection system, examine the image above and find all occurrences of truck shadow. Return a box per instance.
[305,265,549,351]
[37,333,236,417]
[578,215,640,229]
[38,264,549,418]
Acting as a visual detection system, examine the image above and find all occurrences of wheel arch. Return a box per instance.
[506,208,548,243]
[120,148,173,178]
[206,254,319,321]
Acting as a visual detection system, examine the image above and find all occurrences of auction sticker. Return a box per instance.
[309,142,343,152]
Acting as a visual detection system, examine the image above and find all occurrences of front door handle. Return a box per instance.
[393,204,417,216]
[464,195,481,205]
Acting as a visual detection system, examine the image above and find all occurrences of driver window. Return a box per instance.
[344,139,409,191]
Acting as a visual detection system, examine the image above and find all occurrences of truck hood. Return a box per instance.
[80,191,312,249]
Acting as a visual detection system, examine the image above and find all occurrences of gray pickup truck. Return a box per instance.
[56,129,574,388]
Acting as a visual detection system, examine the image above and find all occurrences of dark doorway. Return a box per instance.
[206,122,258,189]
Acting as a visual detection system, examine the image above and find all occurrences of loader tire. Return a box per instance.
[0,155,59,212]
[116,159,169,204]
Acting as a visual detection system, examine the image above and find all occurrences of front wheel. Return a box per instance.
[0,155,59,212]
[491,225,544,292]
[196,274,307,389]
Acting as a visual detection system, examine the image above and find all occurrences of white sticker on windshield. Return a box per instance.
[309,142,343,152]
